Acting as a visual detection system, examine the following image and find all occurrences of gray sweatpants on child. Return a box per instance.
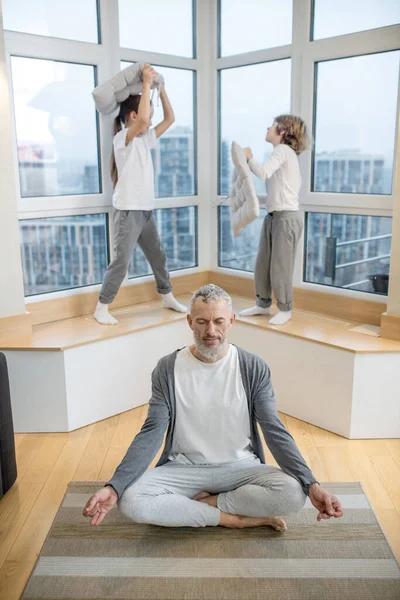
[118,456,306,527]
[255,211,303,312]
[99,209,172,304]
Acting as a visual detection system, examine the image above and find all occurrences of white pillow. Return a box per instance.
[229,141,260,237]
[92,63,165,115]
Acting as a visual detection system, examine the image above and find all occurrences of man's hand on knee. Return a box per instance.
[82,485,118,526]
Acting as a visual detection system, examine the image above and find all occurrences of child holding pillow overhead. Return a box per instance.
[241,115,309,326]
[93,64,187,325]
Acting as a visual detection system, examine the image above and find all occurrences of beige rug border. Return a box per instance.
[20,479,399,599]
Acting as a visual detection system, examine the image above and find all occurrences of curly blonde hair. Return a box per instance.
[274,114,309,155]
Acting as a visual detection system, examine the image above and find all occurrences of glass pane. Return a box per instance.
[219,0,293,56]
[119,0,193,57]
[313,0,400,40]
[220,60,291,195]
[218,206,266,271]
[10,57,100,198]
[2,0,99,43]
[305,213,392,295]
[313,51,400,195]
[121,62,196,198]
[128,207,197,278]
[19,214,109,296]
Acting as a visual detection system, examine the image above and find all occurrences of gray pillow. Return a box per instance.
[229,141,260,237]
[92,63,165,115]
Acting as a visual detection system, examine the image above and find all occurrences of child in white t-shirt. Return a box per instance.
[94,65,187,325]
[240,115,309,326]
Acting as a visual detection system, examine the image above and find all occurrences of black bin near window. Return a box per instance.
[0,352,17,498]
[368,274,389,295]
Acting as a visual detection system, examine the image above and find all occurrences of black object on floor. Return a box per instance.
[0,352,17,498]
[368,273,389,295]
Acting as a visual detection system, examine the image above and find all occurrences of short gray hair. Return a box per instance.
[190,284,232,313]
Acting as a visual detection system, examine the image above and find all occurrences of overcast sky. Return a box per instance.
[3,0,400,169]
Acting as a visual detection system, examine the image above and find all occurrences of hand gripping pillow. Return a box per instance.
[229,141,260,237]
[92,63,165,115]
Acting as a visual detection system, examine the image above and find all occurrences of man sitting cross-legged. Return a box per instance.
[83,284,343,530]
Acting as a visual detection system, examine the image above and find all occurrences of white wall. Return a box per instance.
[0,6,25,320]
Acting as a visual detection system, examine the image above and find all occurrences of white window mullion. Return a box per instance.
[216,45,291,70]
[387,79,400,315]
[197,0,217,272]
[4,30,107,65]
[120,48,197,70]
[300,204,393,218]
[18,194,112,214]
[291,0,313,289]
[97,0,121,218]
[305,25,400,63]
[154,196,199,210]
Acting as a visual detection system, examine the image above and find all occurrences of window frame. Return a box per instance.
[214,0,400,303]
[118,0,197,59]
[19,209,111,297]
[2,0,102,45]
[310,0,400,42]
[4,0,400,303]
[303,211,392,296]
[4,0,203,302]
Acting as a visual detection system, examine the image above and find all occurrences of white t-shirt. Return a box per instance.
[170,345,254,465]
[112,128,157,211]
[249,144,301,213]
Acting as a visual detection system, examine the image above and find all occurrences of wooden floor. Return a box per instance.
[0,407,399,599]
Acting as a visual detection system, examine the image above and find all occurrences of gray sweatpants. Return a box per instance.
[99,209,172,304]
[118,456,306,528]
[255,211,303,312]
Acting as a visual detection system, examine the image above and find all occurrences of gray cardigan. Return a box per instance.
[108,346,317,498]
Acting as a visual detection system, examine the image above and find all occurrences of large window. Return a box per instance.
[219,60,291,196]
[313,51,400,195]
[219,0,293,56]
[128,207,198,278]
[19,214,109,296]
[121,63,196,198]
[10,57,101,197]
[312,0,400,40]
[2,0,99,43]
[118,0,194,57]
[305,213,392,295]
[218,206,266,272]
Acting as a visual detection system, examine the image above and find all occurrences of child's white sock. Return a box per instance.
[161,292,188,313]
[94,301,118,325]
[239,306,270,317]
[269,311,292,326]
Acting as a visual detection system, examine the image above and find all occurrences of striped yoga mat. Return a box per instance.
[21,482,400,599]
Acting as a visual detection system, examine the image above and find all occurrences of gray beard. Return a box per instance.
[194,335,227,360]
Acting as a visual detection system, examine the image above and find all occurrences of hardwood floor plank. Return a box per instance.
[385,439,400,471]
[13,435,47,482]
[309,424,350,449]
[19,434,68,484]
[0,425,95,600]
[98,407,145,481]
[370,454,400,516]
[72,415,119,482]
[0,482,43,570]
[13,434,25,450]
[285,416,329,483]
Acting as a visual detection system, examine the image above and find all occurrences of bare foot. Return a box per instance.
[193,492,286,531]
[196,493,219,508]
[193,491,212,501]
[220,512,287,531]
